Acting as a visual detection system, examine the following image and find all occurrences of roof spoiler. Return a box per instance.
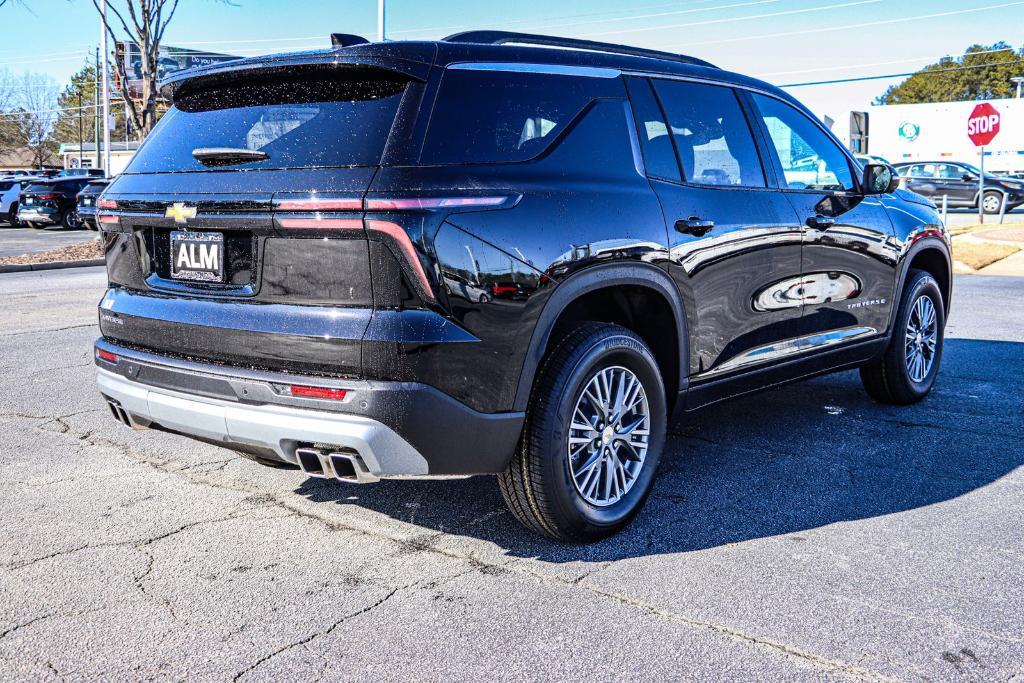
[331,33,370,48]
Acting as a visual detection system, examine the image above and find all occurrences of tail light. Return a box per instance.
[96,347,118,364]
[97,198,117,209]
[364,196,508,210]
[35,193,59,200]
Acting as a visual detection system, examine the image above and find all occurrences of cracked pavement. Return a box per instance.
[1,266,1022,681]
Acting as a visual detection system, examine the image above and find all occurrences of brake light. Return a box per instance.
[97,198,117,209]
[35,193,59,200]
[366,219,434,299]
[96,348,117,363]
[276,198,361,211]
[364,196,508,210]
[289,385,347,401]
[277,218,363,230]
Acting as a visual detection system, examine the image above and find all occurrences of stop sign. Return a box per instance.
[967,102,1000,146]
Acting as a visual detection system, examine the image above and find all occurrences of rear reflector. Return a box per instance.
[97,198,117,209]
[364,196,507,211]
[277,218,363,230]
[96,348,117,363]
[98,213,119,225]
[276,198,362,211]
[289,385,348,401]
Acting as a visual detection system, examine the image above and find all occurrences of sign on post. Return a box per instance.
[967,103,1001,223]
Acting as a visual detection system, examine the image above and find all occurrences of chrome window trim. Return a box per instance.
[447,62,622,79]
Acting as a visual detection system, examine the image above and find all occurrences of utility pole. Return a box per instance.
[100,0,112,174]
[77,92,84,168]
[377,0,386,42]
[94,48,101,169]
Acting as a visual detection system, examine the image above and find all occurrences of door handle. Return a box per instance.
[675,216,715,236]
[806,215,836,229]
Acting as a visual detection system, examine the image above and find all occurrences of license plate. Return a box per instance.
[24,197,32,204]
[170,230,224,282]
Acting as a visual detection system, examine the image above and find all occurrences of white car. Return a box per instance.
[1,175,47,226]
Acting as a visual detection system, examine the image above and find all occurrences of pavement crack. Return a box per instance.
[231,582,416,681]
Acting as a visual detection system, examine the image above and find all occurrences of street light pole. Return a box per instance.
[94,48,100,169]
[1012,76,1024,99]
[377,0,386,42]
[77,92,83,168]
[100,0,112,175]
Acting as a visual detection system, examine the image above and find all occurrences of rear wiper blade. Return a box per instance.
[192,147,268,165]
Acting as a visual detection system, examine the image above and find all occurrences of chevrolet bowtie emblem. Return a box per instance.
[165,202,197,224]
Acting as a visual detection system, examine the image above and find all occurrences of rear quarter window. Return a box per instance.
[420,69,596,164]
[126,71,408,173]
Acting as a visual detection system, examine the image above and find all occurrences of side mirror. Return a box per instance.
[862,163,900,195]
[961,173,975,182]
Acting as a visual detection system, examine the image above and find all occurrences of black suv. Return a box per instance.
[18,177,90,229]
[76,178,110,230]
[94,32,951,541]
[894,160,1024,214]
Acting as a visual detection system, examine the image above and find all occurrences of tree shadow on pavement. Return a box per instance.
[294,338,1024,563]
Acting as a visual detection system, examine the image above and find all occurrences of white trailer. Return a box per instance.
[825,98,1024,174]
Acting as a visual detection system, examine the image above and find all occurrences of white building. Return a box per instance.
[58,141,140,176]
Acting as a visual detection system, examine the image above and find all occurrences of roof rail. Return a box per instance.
[442,31,717,69]
[331,33,369,48]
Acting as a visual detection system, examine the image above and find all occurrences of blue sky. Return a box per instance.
[2,0,1023,117]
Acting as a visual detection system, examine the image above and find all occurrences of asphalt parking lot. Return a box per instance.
[1,266,1022,681]
[0,226,96,258]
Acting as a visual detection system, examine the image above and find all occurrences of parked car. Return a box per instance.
[76,178,110,230]
[17,177,91,229]
[894,160,1024,214]
[94,31,951,541]
[1,175,48,226]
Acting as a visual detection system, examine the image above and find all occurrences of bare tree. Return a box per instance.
[0,71,59,166]
[93,1,234,137]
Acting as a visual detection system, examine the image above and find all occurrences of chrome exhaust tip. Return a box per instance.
[294,447,379,484]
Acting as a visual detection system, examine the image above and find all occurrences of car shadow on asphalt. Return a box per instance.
[294,338,1024,562]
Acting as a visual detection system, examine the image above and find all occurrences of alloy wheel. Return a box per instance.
[905,294,938,383]
[567,366,650,507]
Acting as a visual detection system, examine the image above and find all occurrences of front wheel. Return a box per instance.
[982,191,1004,215]
[498,323,666,542]
[860,270,945,404]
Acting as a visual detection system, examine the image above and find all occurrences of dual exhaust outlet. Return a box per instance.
[295,447,380,484]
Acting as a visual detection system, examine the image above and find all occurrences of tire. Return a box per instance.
[498,322,667,542]
[7,203,19,227]
[859,270,945,405]
[60,210,83,230]
[982,191,1003,215]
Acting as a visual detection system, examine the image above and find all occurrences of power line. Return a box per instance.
[778,58,1024,88]
[583,0,882,38]
[757,46,1021,78]
[657,0,1024,49]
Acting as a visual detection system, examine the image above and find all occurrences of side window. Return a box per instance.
[421,69,595,164]
[750,93,855,192]
[935,164,962,180]
[652,79,766,188]
[624,78,681,182]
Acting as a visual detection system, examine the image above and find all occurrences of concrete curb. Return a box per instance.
[0,258,104,274]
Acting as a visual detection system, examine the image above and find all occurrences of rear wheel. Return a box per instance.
[7,203,19,227]
[498,323,666,542]
[61,210,83,230]
[860,270,945,405]
[982,191,1003,215]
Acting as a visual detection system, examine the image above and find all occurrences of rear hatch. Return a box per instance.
[99,64,419,376]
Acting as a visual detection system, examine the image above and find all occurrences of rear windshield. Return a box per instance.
[82,182,108,193]
[25,180,84,193]
[126,71,408,173]
[420,69,595,164]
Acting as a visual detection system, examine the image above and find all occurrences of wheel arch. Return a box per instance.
[892,238,952,329]
[513,262,688,414]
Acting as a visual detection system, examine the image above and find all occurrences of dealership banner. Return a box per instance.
[115,42,240,100]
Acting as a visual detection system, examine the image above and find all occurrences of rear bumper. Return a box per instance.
[94,339,524,478]
[17,207,57,224]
